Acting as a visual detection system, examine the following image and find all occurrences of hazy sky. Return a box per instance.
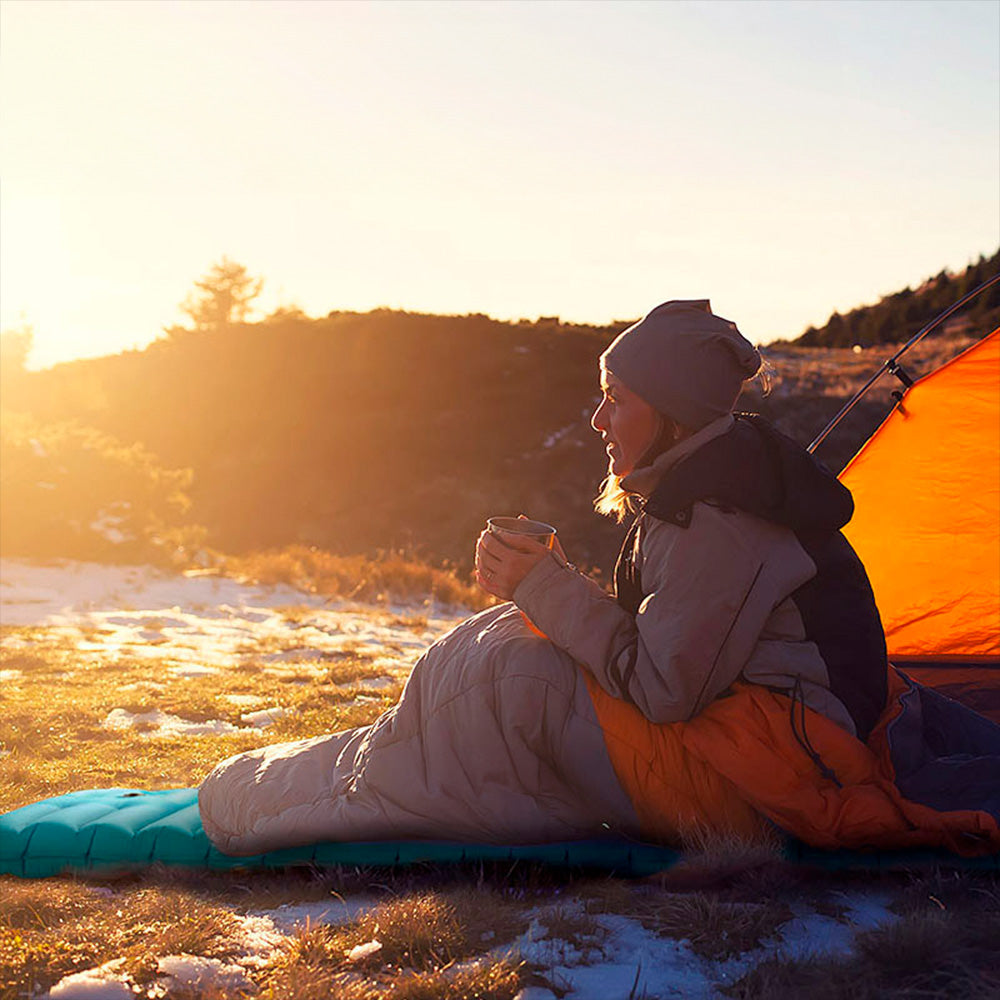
[2,0,998,368]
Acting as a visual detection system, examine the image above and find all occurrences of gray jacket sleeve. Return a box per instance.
[513,506,815,724]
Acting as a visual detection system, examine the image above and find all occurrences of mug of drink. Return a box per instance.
[486,516,557,549]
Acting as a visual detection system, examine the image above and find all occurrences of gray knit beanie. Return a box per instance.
[601,299,760,430]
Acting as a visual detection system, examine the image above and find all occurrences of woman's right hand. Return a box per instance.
[475,529,549,601]
[475,516,570,600]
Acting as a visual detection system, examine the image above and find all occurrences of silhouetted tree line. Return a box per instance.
[796,250,1000,348]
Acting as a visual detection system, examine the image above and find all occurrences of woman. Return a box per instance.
[478,299,886,741]
[200,301,999,857]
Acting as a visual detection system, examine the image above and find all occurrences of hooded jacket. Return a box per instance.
[514,413,888,740]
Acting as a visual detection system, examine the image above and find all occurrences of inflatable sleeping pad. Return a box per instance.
[1,788,997,878]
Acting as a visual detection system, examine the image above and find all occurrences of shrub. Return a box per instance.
[0,411,205,566]
[224,545,488,609]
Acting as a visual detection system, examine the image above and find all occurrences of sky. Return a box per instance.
[1,0,997,369]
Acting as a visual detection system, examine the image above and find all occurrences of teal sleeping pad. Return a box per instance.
[1,788,996,878]
[0,788,683,877]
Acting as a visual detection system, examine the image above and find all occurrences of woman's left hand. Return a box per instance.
[475,529,551,601]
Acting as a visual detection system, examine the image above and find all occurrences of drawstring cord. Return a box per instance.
[790,676,843,788]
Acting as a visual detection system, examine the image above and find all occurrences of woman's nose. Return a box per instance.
[591,399,608,433]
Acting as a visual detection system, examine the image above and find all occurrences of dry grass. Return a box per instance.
[725,905,1000,999]
[642,895,794,961]
[250,887,531,1000]
[0,627,395,814]
[0,881,249,999]
[258,954,525,1000]
[576,865,795,961]
[222,545,489,610]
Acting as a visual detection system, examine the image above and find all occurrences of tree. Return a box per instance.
[0,321,34,374]
[0,322,34,405]
[179,256,263,331]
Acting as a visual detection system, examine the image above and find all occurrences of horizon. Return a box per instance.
[2,0,998,369]
[8,273,994,376]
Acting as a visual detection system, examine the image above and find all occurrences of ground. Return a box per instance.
[1,559,997,1000]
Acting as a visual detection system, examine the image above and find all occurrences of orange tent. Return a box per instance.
[840,329,1000,719]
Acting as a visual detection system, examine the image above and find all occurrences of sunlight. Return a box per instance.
[0,194,73,364]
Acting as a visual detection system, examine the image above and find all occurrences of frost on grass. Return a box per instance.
[44,954,254,999]
[102,707,240,738]
[239,706,289,728]
[505,891,903,1000]
[0,558,464,678]
[156,954,254,993]
[46,959,134,999]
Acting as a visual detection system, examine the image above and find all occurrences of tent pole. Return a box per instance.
[807,273,1000,455]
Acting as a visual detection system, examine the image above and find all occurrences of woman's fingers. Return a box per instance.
[475,531,505,595]
[489,531,548,555]
[475,526,550,600]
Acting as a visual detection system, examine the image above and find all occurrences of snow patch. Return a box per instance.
[249,896,381,934]
[223,693,266,707]
[168,663,218,677]
[156,954,253,992]
[346,938,383,962]
[773,892,896,961]
[240,706,288,728]
[102,707,239,737]
[90,504,134,545]
[45,959,133,999]
[509,892,901,1000]
[835,890,896,931]
[355,674,396,691]
[0,560,464,675]
[514,909,722,1000]
[228,912,288,967]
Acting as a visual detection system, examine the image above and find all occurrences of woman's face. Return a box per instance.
[591,368,661,477]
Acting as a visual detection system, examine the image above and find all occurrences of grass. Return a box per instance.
[259,888,529,999]
[221,545,490,611]
[2,605,999,999]
[0,881,250,998]
[724,906,1000,999]
[0,626,402,814]
[641,895,795,961]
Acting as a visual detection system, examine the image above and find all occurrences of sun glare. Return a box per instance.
[1,196,67,352]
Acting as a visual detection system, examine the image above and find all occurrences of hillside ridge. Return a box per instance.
[1,264,995,572]
[793,249,999,348]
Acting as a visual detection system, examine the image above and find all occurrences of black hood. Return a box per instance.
[645,414,854,536]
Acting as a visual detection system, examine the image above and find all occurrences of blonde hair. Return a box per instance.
[594,472,634,522]
[593,408,689,522]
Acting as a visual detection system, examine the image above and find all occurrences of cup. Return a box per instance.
[487,516,557,549]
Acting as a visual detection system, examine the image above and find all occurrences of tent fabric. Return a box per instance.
[839,329,1000,662]
[895,661,1000,724]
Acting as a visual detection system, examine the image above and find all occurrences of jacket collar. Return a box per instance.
[620,414,735,499]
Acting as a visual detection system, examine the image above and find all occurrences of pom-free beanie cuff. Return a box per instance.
[601,299,760,429]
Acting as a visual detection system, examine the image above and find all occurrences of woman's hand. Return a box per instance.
[475,528,553,601]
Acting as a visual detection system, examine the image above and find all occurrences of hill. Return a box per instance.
[0,300,992,575]
[794,250,999,348]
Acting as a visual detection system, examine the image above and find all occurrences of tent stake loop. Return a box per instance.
[887,360,915,389]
